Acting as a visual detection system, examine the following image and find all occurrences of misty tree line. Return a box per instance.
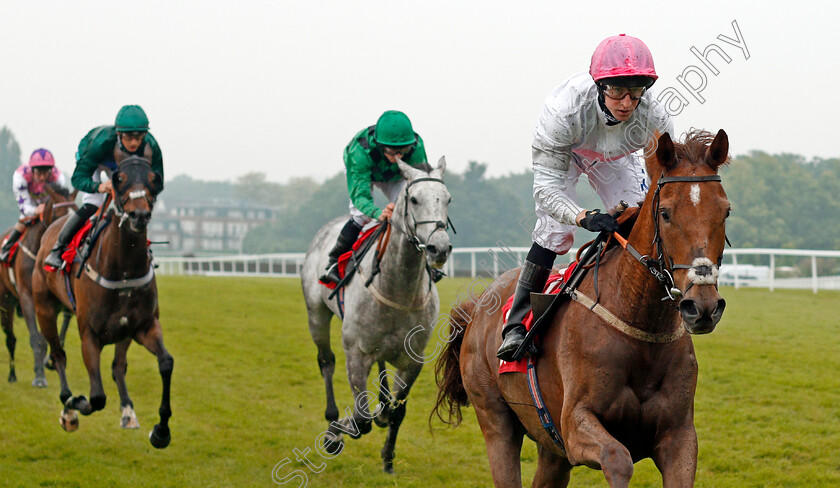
[2,125,840,260]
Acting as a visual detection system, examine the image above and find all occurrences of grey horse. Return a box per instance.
[300,156,452,473]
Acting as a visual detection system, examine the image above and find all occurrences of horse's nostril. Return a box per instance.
[426,245,438,255]
[679,299,699,319]
[715,298,727,316]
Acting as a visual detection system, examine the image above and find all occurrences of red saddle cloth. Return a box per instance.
[1,242,20,267]
[44,221,93,273]
[498,262,577,374]
[319,223,381,290]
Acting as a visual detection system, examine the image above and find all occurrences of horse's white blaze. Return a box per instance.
[687,257,719,285]
[690,184,701,206]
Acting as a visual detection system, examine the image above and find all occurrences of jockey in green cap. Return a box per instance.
[43,105,164,270]
[320,110,429,284]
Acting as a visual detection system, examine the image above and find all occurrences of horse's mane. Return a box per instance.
[674,129,730,169]
[48,182,71,198]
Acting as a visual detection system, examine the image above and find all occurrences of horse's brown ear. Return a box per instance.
[656,132,677,170]
[706,129,729,170]
[42,201,53,224]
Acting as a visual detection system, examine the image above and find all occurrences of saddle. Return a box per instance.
[43,218,109,274]
[319,223,383,291]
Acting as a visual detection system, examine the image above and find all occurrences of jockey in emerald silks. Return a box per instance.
[496,34,675,362]
[43,105,164,270]
[0,149,67,263]
[320,110,430,285]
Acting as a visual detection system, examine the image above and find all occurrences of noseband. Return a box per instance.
[400,177,456,252]
[620,174,724,301]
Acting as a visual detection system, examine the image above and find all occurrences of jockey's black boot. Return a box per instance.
[0,228,23,263]
[320,219,363,284]
[44,205,95,270]
[496,260,552,362]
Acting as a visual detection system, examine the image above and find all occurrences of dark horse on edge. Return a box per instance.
[32,156,173,448]
[0,184,76,386]
[435,130,731,487]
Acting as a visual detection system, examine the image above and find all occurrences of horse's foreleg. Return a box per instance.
[562,408,633,488]
[1,304,16,383]
[46,310,72,371]
[112,338,139,429]
[18,291,48,387]
[379,365,422,474]
[532,443,572,488]
[135,318,173,449]
[36,299,75,431]
[373,361,389,428]
[70,328,104,415]
[652,425,698,488]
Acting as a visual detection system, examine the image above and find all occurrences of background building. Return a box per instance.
[148,197,279,255]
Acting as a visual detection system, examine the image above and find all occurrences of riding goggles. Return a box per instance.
[383,145,415,157]
[600,84,647,101]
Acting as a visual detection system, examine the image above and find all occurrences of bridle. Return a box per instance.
[112,159,159,226]
[614,174,725,301]
[399,177,456,252]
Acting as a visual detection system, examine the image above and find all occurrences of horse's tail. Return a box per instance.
[431,297,476,427]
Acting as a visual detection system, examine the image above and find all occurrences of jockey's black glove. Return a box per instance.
[579,209,619,233]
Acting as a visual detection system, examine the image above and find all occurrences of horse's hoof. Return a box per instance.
[32,377,48,388]
[383,462,394,474]
[121,406,140,429]
[374,414,388,428]
[45,359,56,371]
[60,409,79,432]
[322,434,343,455]
[8,372,16,383]
[149,424,171,449]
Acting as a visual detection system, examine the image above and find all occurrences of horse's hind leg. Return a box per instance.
[1,302,16,383]
[307,305,338,422]
[17,291,48,387]
[378,364,423,474]
[472,395,526,487]
[134,318,174,449]
[532,443,572,488]
[112,338,139,429]
[35,298,75,430]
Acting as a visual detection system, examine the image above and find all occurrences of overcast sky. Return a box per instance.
[1,0,835,184]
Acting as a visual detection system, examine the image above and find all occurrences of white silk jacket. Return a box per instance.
[532,72,673,227]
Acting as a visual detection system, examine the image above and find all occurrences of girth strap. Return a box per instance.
[526,357,567,456]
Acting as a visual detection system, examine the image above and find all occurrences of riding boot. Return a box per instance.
[496,260,552,362]
[0,228,23,263]
[320,219,363,284]
[43,208,91,270]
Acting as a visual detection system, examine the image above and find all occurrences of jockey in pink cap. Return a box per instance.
[0,149,67,263]
[497,34,674,361]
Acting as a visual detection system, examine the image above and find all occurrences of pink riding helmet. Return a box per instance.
[590,34,658,82]
[29,148,56,168]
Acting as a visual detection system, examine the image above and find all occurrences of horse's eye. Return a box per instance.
[659,208,671,222]
[447,197,452,204]
[410,196,418,205]
[725,208,731,219]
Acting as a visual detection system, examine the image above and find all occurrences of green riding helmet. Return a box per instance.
[374,110,416,146]
[115,105,150,132]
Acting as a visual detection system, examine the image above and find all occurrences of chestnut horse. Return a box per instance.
[435,130,731,487]
[0,184,76,386]
[32,156,173,449]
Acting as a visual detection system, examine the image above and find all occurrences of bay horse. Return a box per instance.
[0,183,76,386]
[435,130,731,487]
[300,157,452,473]
[32,156,173,449]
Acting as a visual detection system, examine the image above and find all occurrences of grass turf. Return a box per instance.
[0,276,838,487]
